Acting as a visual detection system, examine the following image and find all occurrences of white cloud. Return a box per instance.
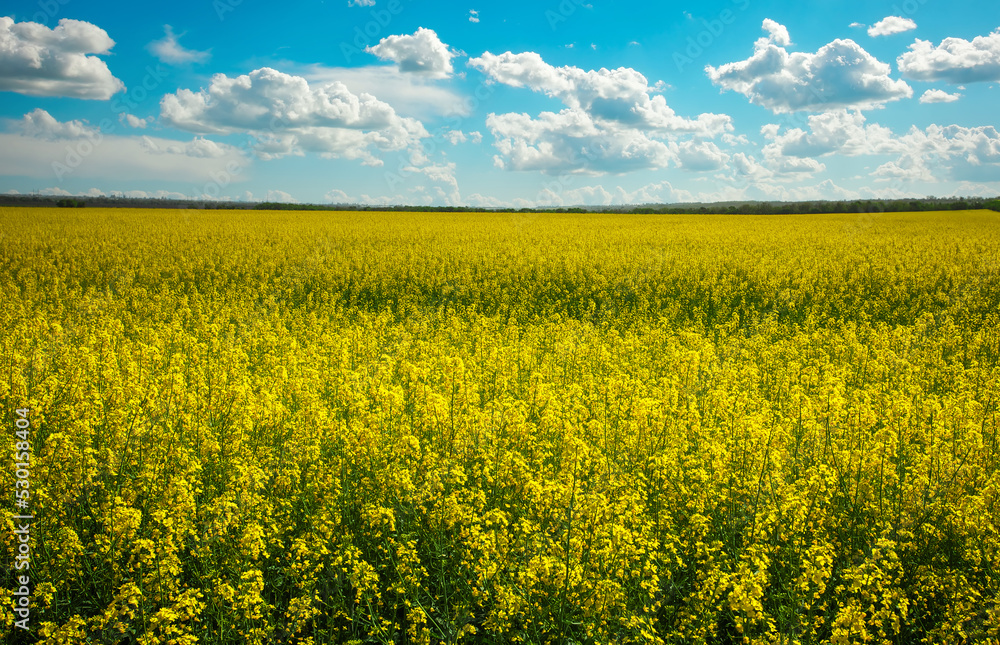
[486,180,694,208]
[39,186,72,196]
[366,28,456,79]
[762,19,790,46]
[395,161,462,204]
[300,64,469,119]
[729,152,774,181]
[469,50,732,174]
[868,16,917,37]
[120,114,152,128]
[465,192,507,208]
[325,189,351,202]
[354,192,411,205]
[672,140,728,171]
[469,10,479,23]
[348,0,375,6]
[0,17,124,99]
[871,158,935,182]
[264,190,297,203]
[160,67,428,166]
[784,179,860,201]
[897,29,1000,84]
[760,109,1000,184]
[919,89,962,103]
[18,108,99,140]
[440,130,481,146]
[613,181,693,205]
[722,133,750,147]
[486,108,676,174]
[117,189,189,199]
[849,22,865,29]
[1,110,247,182]
[147,25,210,65]
[707,20,912,113]
[139,135,230,158]
[762,110,898,159]
[469,51,732,136]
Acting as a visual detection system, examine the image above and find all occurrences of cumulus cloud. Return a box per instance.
[160,67,428,166]
[469,50,732,174]
[707,20,912,113]
[325,188,351,202]
[672,140,728,171]
[366,28,456,79]
[897,29,1000,83]
[1,109,247,182]
[729,152,774,181]
[139,135,231,158]
[395,161,462,204]
[147,25,210,64]
[18,108,99,140]
[762,19,790,46]
[120,113,152,128]
[488,180,694,208]
[919,89,962,103]
[762,110,898,159]
[760,109,1000,183]
[469,10,480,23]
[264,190,297,203]
[39,186,72,196]
[486,108,677,174]
[348,0,375,6]
[470,51,731,136]
[0,17,124,99]
[868,16,917,37]
[301,64,468,119]
[116,189,189,199]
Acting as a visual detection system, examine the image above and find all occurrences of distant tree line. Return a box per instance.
[625,197,1000,215]
[2,194,999,214]
[256,197,1000,214]
[55,198,86,208]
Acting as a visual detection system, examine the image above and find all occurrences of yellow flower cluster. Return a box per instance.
[1,207,998,644]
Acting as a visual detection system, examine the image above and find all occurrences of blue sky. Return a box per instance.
[1,0,998,206]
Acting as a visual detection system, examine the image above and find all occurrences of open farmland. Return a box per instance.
[1,207,999,644]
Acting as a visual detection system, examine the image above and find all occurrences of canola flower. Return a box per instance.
[0,207,998,644]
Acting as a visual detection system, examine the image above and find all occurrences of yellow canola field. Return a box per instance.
[1,207,998,644]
